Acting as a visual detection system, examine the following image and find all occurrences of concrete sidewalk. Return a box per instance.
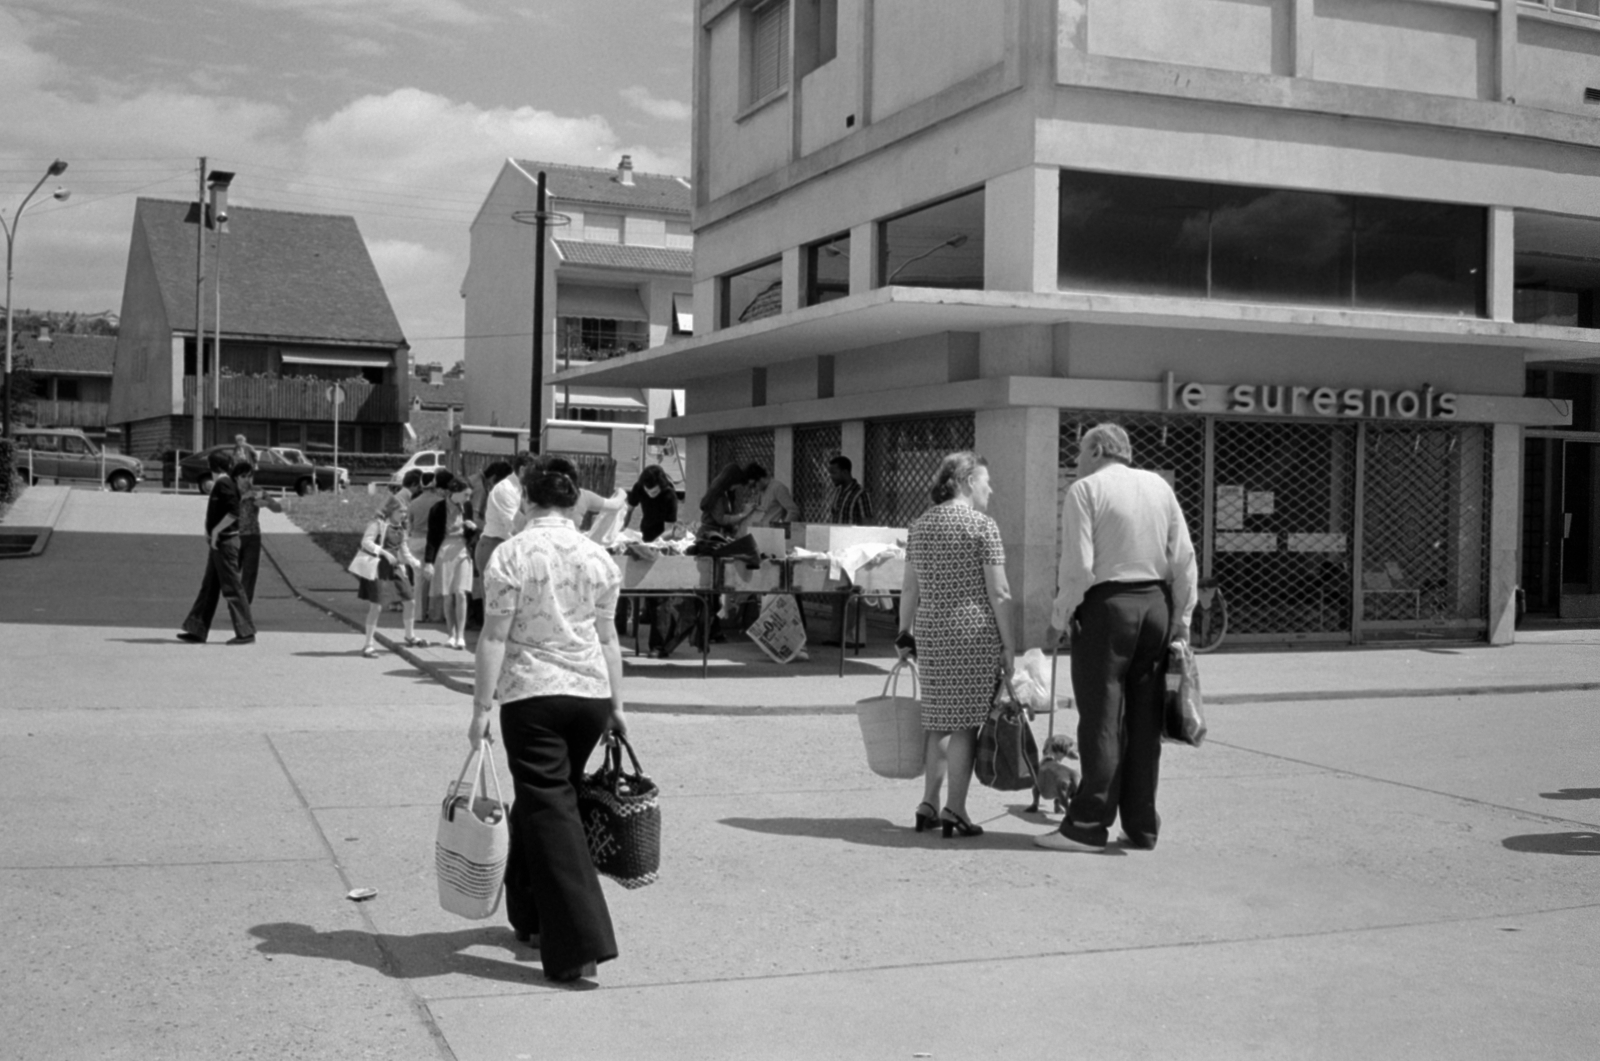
[4,488,1599,1060]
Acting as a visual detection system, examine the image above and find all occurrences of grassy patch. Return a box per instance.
[283,490,390,569]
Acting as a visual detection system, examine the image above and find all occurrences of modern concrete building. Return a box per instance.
[109,198,411,462]
[461,157,693,438]
[558,0,1600,643]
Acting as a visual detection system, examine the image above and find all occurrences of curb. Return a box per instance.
[0,485,72,560]
[259,536,474,695]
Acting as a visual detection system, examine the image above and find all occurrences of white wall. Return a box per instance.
[870,0,1008,121]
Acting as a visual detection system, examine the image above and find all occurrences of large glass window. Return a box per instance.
[721,258,783,326]
[556,317,650,363]
[879,188,986,290]
[805,231,851,306]
[1059,171,1485,316]
[1515,211,1600,330]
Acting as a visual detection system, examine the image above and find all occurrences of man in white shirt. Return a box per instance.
[1036,423,1197,854]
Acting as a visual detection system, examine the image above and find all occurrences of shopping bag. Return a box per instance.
[855,659,925,779]
[1162,640,1207,747]
[435,745,510,920]
[975,679,1041,791]
[746,593,808,664]
[577,733,662,889]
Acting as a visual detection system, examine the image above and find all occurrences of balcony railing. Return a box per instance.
[557,341,650,365]
[24,400,111,428]
[183,376,400,422]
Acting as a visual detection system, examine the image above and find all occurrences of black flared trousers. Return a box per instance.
[499,694,618,975]
[1066,581,1170,845]
[181,537,256,641]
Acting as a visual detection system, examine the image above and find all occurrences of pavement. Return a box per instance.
[2,486,1599,1060]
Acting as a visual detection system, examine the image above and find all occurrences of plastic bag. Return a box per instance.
[1010,648,1053,712]
[1162,640,1206,747]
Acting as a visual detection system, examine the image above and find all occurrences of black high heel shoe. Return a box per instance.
[940,808,984,838]
[914,802,939,833]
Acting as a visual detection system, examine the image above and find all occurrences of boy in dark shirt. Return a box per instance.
[178,449,257,644]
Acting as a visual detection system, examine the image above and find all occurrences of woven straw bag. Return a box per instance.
[435,745,510,920]
[855,660,925,779]
[577,733,661,890]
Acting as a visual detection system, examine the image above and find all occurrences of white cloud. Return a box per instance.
[620,85,691,122]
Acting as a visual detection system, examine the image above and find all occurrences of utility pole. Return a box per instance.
[531,169,547,454]
[207,172,234,450]
[191,157,206,454]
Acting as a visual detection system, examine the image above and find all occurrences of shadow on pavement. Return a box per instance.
[718,815,1056,851]
[249,922,567,987]
[1501,831,1600,855]
[1540,788,1600,800]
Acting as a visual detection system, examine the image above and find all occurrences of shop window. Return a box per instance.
[864,414,976,528]
[721,257,783,326]
[878,188,986,290]
[805,232,851,306]
[1059,171,1485,316]
[1515,210,1600,329]
[746,0,790,106]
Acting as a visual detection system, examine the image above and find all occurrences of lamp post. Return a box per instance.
[512,173,569,454]
[206,171,235,448]
[3,159,69,442]
[886,233,969,284]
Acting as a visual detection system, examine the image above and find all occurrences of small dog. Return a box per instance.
[1029,733,1081,814]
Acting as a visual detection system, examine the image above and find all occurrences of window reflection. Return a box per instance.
[1058,170,1485,316]
[721,258,783,327]
[806,231,851,306]
[879,188,985,289]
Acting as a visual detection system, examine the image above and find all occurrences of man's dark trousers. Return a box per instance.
[181,537,257,641]
[1066,581,1170,846]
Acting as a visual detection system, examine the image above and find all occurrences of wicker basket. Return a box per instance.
[855,660,925,779]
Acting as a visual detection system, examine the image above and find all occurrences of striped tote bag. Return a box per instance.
[435,746,510,919]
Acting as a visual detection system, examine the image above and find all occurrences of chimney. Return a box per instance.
[617,155,635,187]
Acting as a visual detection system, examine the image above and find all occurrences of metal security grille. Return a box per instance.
[1359,423,1492,634]
[709,429,775,482]
[865,414,975,528]
[1059,413,1208,558]
[1213,420,1358,638]
[792,422,841,522]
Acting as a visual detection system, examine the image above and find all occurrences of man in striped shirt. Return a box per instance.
[824,456,872,525]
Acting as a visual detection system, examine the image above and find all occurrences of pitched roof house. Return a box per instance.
[11,332,118,439]
[462,156,692,437]
[109,197,410,460]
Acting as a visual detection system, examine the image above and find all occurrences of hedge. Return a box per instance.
[0,439,15,504]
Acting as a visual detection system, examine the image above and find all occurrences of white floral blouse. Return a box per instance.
[483,516,622,703]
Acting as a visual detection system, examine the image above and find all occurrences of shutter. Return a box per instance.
[752,1,789,101]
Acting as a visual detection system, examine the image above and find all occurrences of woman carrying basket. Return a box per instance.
[896,451,1017,839]
[470,457,628,985]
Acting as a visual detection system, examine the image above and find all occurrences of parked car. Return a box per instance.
[395,449,447,480]
[13,427,144,491]
[268,447,348,488]
[180,444,336,495]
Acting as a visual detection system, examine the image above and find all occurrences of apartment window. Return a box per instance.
[584,212,621,243]
[557,316,651,363]
[747,0,790,105]
[721,258,783,326]
[796,0,838,75]
[1058,171,1485,316]
[805,232,851,306]
[665,220,693,251]
[878,188,986,290]
[1516,211,1600,329]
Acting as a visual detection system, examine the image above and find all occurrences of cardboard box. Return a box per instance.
[851,555,905,594]
[619,554,713,591]
[788,558,848,592]
[745,527,786,558]
[721,560,783,592]
[803,524,907,553]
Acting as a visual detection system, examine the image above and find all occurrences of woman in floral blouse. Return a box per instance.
[471,456,627,985]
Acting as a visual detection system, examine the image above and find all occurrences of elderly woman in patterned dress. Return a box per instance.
[896,451,1017,838]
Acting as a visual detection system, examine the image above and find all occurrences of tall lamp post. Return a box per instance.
[3,159,69,442]
[512,171,569,454]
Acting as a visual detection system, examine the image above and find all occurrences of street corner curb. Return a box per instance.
[258,535,472,696]
[1207,681,1600,705]
[0,485,71,559]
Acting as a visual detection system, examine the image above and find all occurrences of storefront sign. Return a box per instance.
[1163,372,1457,420]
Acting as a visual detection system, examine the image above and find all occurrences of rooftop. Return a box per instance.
[554,240,694,274]
[412,378,466,409]
[133,198,407,347]
[513,160,691,213]
[10,333,117,375]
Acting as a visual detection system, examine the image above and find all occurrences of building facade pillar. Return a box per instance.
[1488,421,1522,645]
[975,405,1060,647]
[684,433,710,516]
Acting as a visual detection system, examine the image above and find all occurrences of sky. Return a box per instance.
[0,0,694,368]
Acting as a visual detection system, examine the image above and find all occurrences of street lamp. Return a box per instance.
[511,171,570,452]
[886,233,969,284]
[3,158,69,441]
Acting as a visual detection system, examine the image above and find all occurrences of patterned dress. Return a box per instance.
[906,502,1006,731]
